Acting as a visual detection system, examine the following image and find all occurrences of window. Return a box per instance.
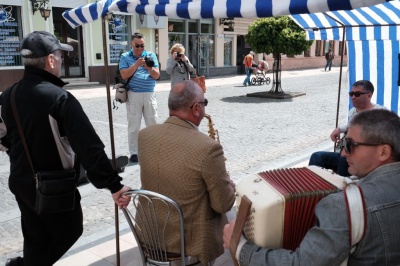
[108,14,131,64]
[224,36,233,66]
[0,5,23,67]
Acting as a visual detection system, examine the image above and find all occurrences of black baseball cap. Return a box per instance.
[21,31,73,58]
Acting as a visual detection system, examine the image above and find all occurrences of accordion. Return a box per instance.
[235,165,346,251]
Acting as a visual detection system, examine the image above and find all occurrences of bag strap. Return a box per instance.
[10,84,36,177]
[344,177,366,249]
[181,61,190,80]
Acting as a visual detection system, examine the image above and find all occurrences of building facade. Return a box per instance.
[0,0,346,91]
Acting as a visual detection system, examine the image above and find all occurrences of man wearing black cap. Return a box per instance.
[0,31,131,265]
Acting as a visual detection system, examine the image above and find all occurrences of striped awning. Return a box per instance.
[62,0,389,29]
[290,1,400,41]
[291,1,400,114]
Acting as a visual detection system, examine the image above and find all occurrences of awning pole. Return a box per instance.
[323,13,346,151]
[101,15,121,266]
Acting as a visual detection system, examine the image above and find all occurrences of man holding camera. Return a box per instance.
[119,32,160,163]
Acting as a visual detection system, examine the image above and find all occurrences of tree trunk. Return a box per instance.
[270,53,284,93]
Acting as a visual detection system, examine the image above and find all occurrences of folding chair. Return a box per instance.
[122,189,187,266]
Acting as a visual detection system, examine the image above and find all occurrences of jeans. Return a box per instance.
[308,151,350,176]
[243,67,252,85]
[325,60,332,71]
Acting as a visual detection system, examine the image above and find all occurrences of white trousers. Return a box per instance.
[126,91,158,155]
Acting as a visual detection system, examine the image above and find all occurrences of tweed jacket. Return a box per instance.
[138,116,235,264]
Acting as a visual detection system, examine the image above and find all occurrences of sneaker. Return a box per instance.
[243,83,247,87]
[110,156,129,172]
[130,154,138,163]
[6,257,23,266]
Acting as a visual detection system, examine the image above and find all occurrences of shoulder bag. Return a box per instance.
[182,63,206,93]
[11,84,77,215]
[113,74,134,104]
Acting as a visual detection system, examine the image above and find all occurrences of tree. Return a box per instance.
[245,16,313,93]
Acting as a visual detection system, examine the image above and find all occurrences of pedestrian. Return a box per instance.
[242,51,254,86]
[224,109,400,266]
[119,32,160,163]
[166,43,194,89]
[324,48,334,71]
[0,31,131,266]
[138,80,236,265]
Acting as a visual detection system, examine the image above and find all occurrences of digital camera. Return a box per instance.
[177,52,182,58]
[144,56,155,68]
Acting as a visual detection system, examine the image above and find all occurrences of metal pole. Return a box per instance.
[323,13,346,151]
[101,15,121,266]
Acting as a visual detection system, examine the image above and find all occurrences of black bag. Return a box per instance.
[34,169,77,215]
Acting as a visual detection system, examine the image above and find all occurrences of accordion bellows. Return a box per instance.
[235,166,346,251]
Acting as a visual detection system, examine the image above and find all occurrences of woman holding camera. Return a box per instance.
[166,43,194,88]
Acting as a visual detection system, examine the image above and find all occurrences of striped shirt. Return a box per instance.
[119,50,159,92]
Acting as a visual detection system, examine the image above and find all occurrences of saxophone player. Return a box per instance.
[138,80,235,265]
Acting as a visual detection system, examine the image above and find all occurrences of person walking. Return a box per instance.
[119,32,160,163]
[242,51,254,86]
[166,43,194,89]
[0,31,131,266]
[324,48,334,71]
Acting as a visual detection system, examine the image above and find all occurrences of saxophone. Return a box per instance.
[204,114,220,143]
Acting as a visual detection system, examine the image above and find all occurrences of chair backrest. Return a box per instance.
[122,189,186,266]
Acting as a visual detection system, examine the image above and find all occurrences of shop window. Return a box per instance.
[200,19,213,34]
[169,19,185,33]
[0,5,23,67]
[224,36,233,66]
[108,14,131,64]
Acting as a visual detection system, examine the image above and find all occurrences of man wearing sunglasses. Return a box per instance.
[138,80,236,265]
[119,32,160,163]
[309,80,385,176]
[224,109,400,265]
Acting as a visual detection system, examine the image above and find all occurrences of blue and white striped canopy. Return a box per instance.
[62,0,388,29]
[291,1,400,41]
[291,1,400,114]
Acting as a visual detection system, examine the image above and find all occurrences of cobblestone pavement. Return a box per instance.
[0,68,349,263]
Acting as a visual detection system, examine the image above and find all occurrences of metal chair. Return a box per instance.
[122,189,187,266]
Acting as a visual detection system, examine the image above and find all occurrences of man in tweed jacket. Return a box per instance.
[138,80,236,265]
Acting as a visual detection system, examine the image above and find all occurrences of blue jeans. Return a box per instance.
[325,60,332,71]
[243,67,252,85]
[308,151,350,176]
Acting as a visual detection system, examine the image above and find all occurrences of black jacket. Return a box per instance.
[0,66,122,193]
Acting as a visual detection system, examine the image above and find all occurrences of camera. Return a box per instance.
[177,52,182,58]
[143,56,155,68]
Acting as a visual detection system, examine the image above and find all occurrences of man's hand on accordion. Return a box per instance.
[223,219,247,260]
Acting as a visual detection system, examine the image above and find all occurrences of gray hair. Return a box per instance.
[348,109,400,161]
[168,80,202,111]
[21,51,57,69]
[352,80,374,94]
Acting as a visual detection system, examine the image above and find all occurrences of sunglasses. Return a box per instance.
[134,44,145,48]
[339,137,385,154]
[348,91,370,97]
[190,98,208,109]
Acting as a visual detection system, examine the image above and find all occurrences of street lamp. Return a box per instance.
[30,0,51,21]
